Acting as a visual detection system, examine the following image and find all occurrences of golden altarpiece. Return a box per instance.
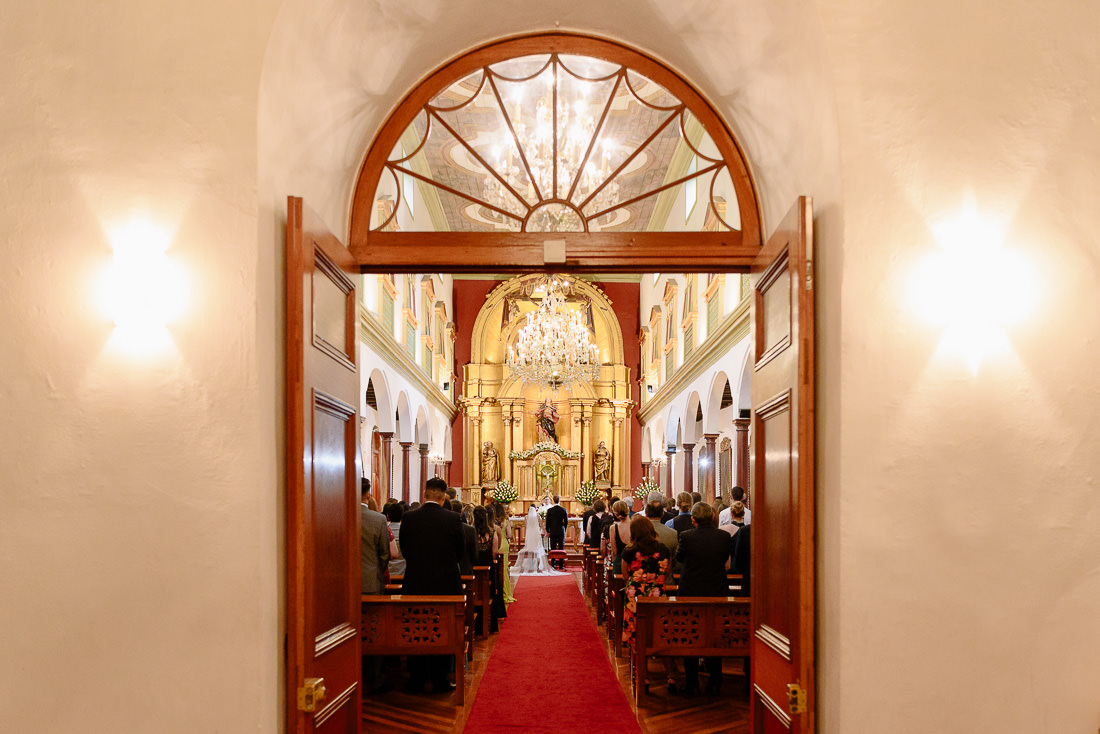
[460,275,633,512]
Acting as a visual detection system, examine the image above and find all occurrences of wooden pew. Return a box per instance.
[631,597,750,705]
[472,565,491,638]
[361,594,467,704]
[582,547,597,599]
[460,574,475,661]
[606,575,626,657]
[593,555,606,622]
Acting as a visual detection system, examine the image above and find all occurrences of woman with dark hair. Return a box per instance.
[619,515,674,690]
[603,499,632,574]
[473,505,506,631]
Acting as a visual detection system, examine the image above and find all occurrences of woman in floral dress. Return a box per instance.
[619,515,676,691]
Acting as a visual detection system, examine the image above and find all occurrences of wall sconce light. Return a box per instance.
[909,199,1036,373]
[97,216,188,354]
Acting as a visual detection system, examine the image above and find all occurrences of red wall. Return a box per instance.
[449,278,642,491]
[597,281,642,490]
[451,280,498,486]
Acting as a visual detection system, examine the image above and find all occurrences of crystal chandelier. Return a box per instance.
[506,277,600,388]
[483,81,621,232]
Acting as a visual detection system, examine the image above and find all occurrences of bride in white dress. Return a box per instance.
[510,505,562,576]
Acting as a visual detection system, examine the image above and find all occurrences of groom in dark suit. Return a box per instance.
[544,495,569,570]
[400,476,464,693]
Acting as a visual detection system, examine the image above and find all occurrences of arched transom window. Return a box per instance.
[350,34,761,272]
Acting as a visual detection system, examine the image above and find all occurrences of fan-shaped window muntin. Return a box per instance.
[367,51,746,235]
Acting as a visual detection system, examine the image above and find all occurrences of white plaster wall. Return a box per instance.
[815,2,1100,730]
[3,0,1096,733]
[0,1,281,733]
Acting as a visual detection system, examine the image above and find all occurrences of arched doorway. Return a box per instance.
[285,32,815,734]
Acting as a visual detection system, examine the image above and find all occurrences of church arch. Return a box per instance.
[347,32,763,271]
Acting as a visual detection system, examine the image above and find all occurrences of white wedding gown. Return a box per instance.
[510,506,565,576]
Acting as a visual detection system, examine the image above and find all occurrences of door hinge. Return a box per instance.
[787,682,807,715]
[297,677,327,713]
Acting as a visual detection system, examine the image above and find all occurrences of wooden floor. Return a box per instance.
[362,572,749,733]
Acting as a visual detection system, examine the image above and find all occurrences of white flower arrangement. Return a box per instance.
[575,480,600,507]
[492,481,518,504]
[633,477,660,501]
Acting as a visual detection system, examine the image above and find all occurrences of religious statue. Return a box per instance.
[593,440,611,482]
[481,440,499,483]
[535,398,559,444]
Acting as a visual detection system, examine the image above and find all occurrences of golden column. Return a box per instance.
[502,412,514,483]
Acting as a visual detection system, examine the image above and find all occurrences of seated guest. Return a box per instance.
[619,515,676,691]
[675,502,733,696]
[691,492,703,506]
[665,492,695,536]
[645,495,678,557]
[400,477,463,693]
[385,502,405,576]
[719,501,746,537]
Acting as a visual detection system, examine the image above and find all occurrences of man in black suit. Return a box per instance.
[544,495,569,569]
[675,502,733,696]
[400,477,464,693]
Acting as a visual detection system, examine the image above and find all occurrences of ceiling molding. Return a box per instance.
[359,305,458,422]
[637,295,750,424]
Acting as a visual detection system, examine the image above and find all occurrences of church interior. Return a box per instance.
[4,1,1100,733]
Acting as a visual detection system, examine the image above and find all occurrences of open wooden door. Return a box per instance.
[286,197,362,734]
[750,197,815,733]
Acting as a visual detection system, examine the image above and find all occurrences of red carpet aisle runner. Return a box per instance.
[463,575,641,734]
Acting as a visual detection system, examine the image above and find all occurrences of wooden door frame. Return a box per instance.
[288,30,820,733]
[347,31,763,273]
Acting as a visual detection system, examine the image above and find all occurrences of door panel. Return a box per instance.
[287,196,362,734]
[750,197,814,733]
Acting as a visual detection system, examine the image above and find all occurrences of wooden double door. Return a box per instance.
[285,196,816,733]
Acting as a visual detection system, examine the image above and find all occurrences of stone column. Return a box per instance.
[734,418,750,491]
[399,441,413,503]
[378,431,394,501]
[682,443,695,497]
[418,444,429,495]
[703,433,719,503]
[665,446,676,497]
[611,417,623,489]
[443,460,451,485]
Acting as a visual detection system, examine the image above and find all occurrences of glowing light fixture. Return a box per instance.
[96,216,188,354]
[506,275,600,388]
[909,198,1037,372]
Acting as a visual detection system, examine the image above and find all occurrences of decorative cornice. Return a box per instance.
[637,296,750,424]
[359,305,457,421]
[509,442,583,460]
